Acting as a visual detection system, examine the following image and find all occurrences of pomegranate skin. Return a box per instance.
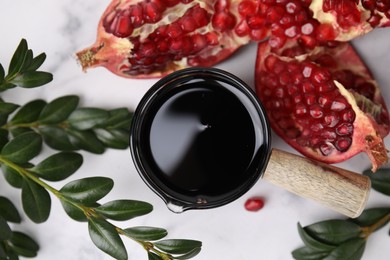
[255,42,390,171]
[76,0,250,79]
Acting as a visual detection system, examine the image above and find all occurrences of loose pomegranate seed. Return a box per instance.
[245,197,265,212]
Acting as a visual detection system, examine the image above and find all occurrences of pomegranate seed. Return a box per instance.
[302,65,313,78]
[295,103,308,115]
[244,197,265,212]
[285,26,298,37]
[212,11,236,32]
[335,137,352,151]
[304,93,316,105]
[310,105,324,118]
[323,113,340,127]
[331,97,347,111]
[336,123,353,135]
[179,16,197,32]
[341,109,356,122]
[115,15,133,37]
[143,2,163,23]
[301,22,314,35]
[238,0,258,16]
[321,130,337,141]
[167,23,183,38]
[320,143,333,156]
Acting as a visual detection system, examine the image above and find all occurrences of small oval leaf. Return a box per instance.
[67,129,105,154]
[0,196,21,223]
[60,199,87,222]
[1,164,24,188]
[22,178,51,223]
[173,247,202,259]
[0,216,12,240]
[88,217,127,260]
[292,246,330,260]
[68,108,109,130]
[9,231,39,257]
[154,239,202,255]
[8,39,28,75]
[38,95,79,124]
[323,238,365,260]
[95,200,153,221]
[39,126,77,151]
[28,53,46,71]
[305,220,361,245]
[10,71,53,88]
[11,99,46,124]
[32,152,83,181]
[123,226,168,241]
[297,223,336,251]
[1,132,42,164]
[363,168,390,195]
[59,177,114,204]
[94,128,129,149]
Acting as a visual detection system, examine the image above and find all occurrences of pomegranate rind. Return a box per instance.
[255,42,389,171]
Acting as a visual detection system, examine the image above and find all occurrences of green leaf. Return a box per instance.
[1,164,24,188]
[304,220,361,245]
[68,108,109,130]
[19,49,33,72]
[32,152,83,181]
[173,247,202,259]
[11,99,46,124]
[0,196,21,223]
[22,178,51,223]
[292,246,330,260]
[10,71,53,88]
[148,252,164,260]
[0,129,8,150]
[60,199,87,222]
[123,226,168,241]
[349,207,390,230]
[154,239,202,255]
[39,126,77,151]
[8,231,39,257]
[97,108,133,129]
[363,168,390,195]
[28,53,46,71]
[323,238,365,260]
[88,217,127,260]
[0,102,19,115]
[95,200,153,221]
[0,216,12,240]
[10,127,33,138]
[67,129,105,154]
[94,128,129,149]
[297,223,336,251]
[8,39,28,75]
[0,242,6,258]
[59,177,114,204]
[38,95,79,124]
[1,132,42,164]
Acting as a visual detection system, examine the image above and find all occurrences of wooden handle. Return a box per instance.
[263,148,371,218]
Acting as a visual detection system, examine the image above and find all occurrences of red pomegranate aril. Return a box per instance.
[336,123,354,136]
[244,197,265,212]
[238,0,258,16]
[335,137,352,152]
[320,143,333,156]
[310,105,324,118]
[324,113,340,127]
[330,97,348,111]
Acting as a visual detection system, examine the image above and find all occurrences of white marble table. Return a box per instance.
[1,1,390,259]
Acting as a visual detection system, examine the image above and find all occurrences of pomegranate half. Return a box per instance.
[255,41,390,171]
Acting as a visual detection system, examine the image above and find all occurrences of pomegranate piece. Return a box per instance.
[244,197,265,212]
[255,41,390,171]
[76,0,251,78]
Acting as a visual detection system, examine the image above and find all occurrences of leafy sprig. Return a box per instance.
[292,169,390,260]
[0,39,202,260]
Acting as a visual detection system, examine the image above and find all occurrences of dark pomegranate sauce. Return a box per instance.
[130,68,270,210]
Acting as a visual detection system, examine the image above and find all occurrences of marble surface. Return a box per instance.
[1,1,390,259]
